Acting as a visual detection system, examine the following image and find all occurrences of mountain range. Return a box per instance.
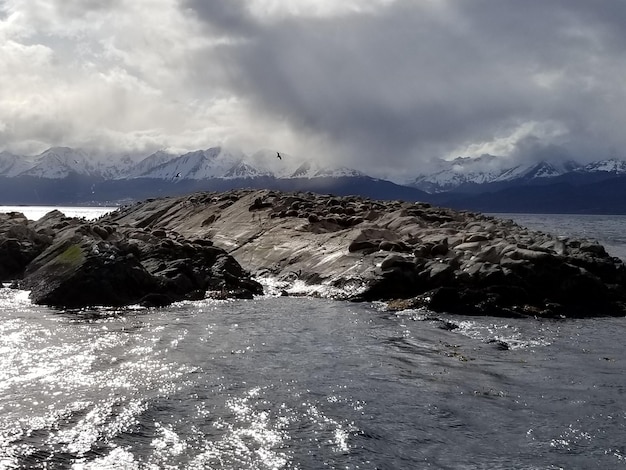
[413,155,626,214]
[0,147,366,181]
[407,154,626,193]
[2,147,626,213]
[0,146,428,205]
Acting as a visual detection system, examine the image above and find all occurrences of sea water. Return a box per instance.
[1,209,625,469]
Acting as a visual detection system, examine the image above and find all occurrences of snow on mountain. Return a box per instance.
[127,150,177,178]
[289,160,364,178]
[11,146,625,193]
[247,149,298,177]
[410,155,509,192]
[98,152,146,179]
[0,147,147,179]
[223,161,272,179]
[581,159,626,174]
[313,166,365,178]
[244,150,364,180]
[495,160,580,182]
[0,146,364,182]
[19,147,101,179]
[410,155,586,193]
[0,151,33,177]
[138,147,247,180]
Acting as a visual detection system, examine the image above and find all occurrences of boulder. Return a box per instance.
[16,210,262,308]
[0,212,54,281]
[22,239,161,308]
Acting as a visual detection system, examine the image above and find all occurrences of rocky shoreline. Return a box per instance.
[2,189,626,317]
[0,208,262,308]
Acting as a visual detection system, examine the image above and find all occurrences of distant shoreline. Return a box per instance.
[0,205,117,221]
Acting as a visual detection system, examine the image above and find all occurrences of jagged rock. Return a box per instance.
[95,190,626,315]
[22,239,162,308]
[420,260,455,283]
[0,212,54,280]
[10,210,262,308]
[8,188,621,317]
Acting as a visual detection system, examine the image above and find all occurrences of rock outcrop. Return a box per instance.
[0,209,262,308]
[2,189,626,316]
[100,189,626,317]
[0,211,53,280]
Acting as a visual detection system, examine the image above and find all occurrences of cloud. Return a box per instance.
[182,0,626,176]
[2,0,626,178]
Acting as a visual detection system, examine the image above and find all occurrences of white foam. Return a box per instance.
[254,274,368,300]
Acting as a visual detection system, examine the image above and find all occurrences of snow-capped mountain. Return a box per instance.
[580,158,626,174]
[127,150,179,178]
[410,155,585,193]
[243,149,363,179]
[4,145,626,212]
[5,145,626,198]
[410,155,514,193]
[223,161,272,179]
[137,147,247,180]
[18,147,95,178]
[314,166,364,178]
[0,147,143,179]
[0,146,366,181]
[134,147,365,180]
[100,153,146,179]
[246,149,302,178]
[494,160,580,182]
[0,151,33,177]
[288,160,365,179]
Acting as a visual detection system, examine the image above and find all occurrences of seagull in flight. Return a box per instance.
[276,152,282,160]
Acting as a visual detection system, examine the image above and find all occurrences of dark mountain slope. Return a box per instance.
[438,175,626,214]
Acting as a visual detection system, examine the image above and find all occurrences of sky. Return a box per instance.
[1,0,626,179]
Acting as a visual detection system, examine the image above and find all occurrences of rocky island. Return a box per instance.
[2,189,626,317]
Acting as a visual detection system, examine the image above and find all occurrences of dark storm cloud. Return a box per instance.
[182,0,256,36]
[182,0,626,175]
[3,0,626,177]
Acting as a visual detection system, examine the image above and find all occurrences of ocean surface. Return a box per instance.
[1,208,626,469]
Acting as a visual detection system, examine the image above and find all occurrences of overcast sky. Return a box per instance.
[1,0,625,178]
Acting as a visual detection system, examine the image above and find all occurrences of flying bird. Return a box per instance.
[276,152,282,160]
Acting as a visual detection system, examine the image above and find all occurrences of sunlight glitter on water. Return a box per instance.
[2,289,626,468]
[72,447,140,470]
[186,392,291,468]
[0,289,198,468]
